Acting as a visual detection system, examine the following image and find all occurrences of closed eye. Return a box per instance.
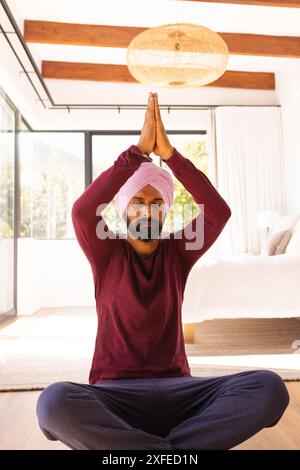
[130,199,164,205]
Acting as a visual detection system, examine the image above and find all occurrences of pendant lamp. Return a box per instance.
[127,22,229,88]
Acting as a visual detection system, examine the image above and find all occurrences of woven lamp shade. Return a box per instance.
[127,23,229,88]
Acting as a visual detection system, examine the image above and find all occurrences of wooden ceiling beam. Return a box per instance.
[219,32,300,57]
[24,20,300,58]
[42,61,275,90]
[183,1,300,7]
[24,20,144,48]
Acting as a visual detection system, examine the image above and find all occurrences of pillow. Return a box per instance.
[270,213,300,235]
[285,219,300,255]
[274,229,293,255]
[265,229,292,255]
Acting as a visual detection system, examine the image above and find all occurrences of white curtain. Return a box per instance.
[211,106,286,256]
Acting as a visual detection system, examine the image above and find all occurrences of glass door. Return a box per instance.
[0,93,16,320]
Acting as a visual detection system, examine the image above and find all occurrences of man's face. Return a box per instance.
[125,185,166,243]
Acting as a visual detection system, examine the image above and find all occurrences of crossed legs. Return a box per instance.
[36,369,289,450]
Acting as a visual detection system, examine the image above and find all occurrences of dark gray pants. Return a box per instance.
[36,369,289,450]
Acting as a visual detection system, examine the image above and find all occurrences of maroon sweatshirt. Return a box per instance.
[72,144,231,384]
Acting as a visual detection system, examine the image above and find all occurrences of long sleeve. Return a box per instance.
[165,147,231,276]
[71,144,151,281]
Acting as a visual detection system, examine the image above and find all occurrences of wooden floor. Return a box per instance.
[0,381,299,450]
[0,314,299,449]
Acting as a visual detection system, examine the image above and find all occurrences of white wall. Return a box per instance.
[0,239,14,313]
[17,238,95,315]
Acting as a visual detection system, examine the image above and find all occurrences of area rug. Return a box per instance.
[0,307,299,391]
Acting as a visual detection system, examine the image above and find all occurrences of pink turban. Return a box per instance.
[114,161,174,219]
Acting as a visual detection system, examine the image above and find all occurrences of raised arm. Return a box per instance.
[71,145,151,280]
[164,147,231,275]
[72,92,156,282]
[152,92,231,276]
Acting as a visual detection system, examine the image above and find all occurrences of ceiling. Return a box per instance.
[1,0,300,128]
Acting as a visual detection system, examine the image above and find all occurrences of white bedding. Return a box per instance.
[182,253,300,323]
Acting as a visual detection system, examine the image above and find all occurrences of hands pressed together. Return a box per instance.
[137,92,175,161]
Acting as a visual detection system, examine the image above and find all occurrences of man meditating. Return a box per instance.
[36,92,289,450]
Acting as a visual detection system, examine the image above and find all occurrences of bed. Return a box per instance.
[182,252,300,323]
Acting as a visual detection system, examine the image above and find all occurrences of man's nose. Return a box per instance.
[140,203,153,218]
[142,202,156,219]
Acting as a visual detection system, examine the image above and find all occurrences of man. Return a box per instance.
[36,92,289,450]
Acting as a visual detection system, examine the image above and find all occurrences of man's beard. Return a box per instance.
[126,216,163,243]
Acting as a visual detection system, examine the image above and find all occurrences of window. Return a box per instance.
[91,133,208,234]
[161,134,208,233]
[92,134,137,233]
[0,93,15,314]
[19,132,85,239]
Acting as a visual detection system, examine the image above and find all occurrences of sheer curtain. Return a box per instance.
[209,106,286,256]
